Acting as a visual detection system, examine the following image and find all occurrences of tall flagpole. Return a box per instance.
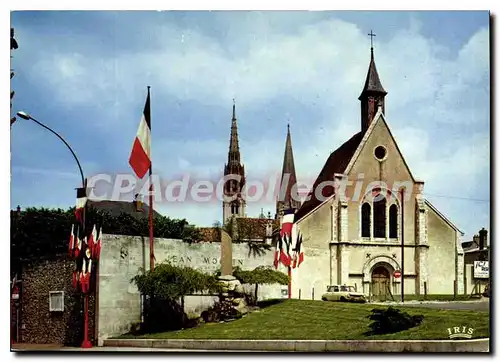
[148,86,155,272]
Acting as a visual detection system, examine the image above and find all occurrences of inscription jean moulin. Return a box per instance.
[164,255,244,266]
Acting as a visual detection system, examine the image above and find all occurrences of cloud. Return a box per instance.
[11,12,489,238]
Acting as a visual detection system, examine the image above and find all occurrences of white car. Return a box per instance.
[321,285,366,303]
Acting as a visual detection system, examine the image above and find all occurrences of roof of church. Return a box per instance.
[359,48,387,99]
[295,131,364,221]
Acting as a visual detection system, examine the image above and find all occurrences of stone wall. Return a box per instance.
[426,206,458,294]
[20,257,96,346]
[97,234,281,345]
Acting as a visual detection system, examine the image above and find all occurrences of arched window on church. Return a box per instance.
[389,204,398,239]
[234,203,239,214]
[231,203,235,214]
[361,203,371,238]
[373,195,386,238]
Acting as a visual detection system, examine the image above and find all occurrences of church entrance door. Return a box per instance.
[371,265,391,301]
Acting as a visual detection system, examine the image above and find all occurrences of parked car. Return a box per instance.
[321,285,366,303]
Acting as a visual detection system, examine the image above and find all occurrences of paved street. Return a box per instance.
[12,346,256,352]
[371,299,489,312]
[405,300,489,312]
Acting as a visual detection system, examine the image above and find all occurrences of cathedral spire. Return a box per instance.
[359,31,387,133]
[223,100,245,224]
[228,98,240,163]
[276,123,300,218]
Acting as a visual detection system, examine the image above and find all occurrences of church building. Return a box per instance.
[218,43,465,299]
[288,45,465,299]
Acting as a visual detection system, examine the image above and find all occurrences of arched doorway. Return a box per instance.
[371,265,391,301]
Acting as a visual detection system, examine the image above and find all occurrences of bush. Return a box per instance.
[201,299,242,323]
[132,263,222,300]
[131,263,222,333]
[366,307,424,335]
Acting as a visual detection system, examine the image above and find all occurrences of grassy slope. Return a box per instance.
[124,299,489,340]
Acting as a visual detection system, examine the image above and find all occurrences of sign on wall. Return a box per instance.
[473,261,489,279]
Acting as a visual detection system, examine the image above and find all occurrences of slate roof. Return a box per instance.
[295,131,364,221]
[359,48,387,98]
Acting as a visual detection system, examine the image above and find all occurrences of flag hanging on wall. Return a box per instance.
[129,89,151,179]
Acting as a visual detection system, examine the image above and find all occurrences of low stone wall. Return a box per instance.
[104,338,490,352]
[97,234,281,345]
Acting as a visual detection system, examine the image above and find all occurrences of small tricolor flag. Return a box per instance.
[80,247,92,294]
[129,88,151,179]
[95,227,102,260]
[274,209,295,268]
[68,224,75,258]
[75,187,87,223]
[88,225,97,256]
[74,227,81,259]
[292,227,304,268]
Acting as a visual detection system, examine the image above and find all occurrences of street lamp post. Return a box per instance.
[15,111,92,348]
[16,111,85,186]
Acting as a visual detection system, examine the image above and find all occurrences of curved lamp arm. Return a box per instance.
[16,111,85,187]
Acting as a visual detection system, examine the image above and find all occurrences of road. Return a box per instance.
[12,346,258,352]
[371,300,489,312]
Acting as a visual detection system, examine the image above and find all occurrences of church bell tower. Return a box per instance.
[359,32,387,133]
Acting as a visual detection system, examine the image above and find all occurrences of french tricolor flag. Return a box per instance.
[274,209,295,268]
[75,187,87,223]
[129,88,151,179]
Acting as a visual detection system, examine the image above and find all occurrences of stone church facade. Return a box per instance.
[218,46,464,298]
[289,47,465,298]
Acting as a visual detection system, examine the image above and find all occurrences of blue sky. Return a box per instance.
[10,11,490,241]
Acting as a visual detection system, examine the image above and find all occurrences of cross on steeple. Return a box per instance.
[368,30,376,48]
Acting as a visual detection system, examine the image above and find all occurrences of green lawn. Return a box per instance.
[120,299,489,340]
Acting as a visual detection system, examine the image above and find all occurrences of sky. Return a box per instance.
[10,10,490,241]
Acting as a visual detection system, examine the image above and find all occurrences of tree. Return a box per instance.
[222,217,273,257]
[232,266,289,304]
[131,263,221,301]
[10,205,203,278]
[130,263,222,332]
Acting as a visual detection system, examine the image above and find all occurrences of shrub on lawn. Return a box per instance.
[201,299,243,323]
[131,263,222,333]
[366,307,424,335]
